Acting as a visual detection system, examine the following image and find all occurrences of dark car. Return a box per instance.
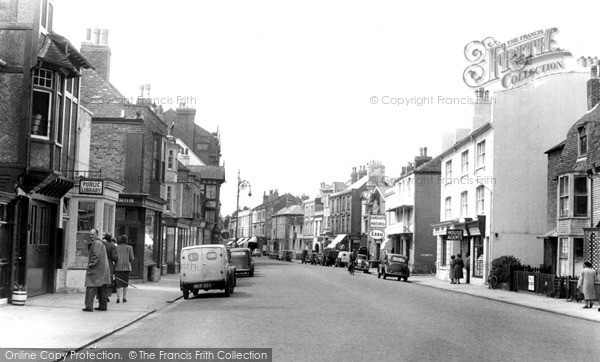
[377,253,410,281]
[321,249,339,266]
[269,252,280,260]
[230,248,255,277]
[355,254,370,273]
[280,250,294,262]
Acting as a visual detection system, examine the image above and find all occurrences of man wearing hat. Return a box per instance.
[83,229,111,311]
[101,233,119,302]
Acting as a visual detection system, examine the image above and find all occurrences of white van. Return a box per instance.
[180,245,236,299]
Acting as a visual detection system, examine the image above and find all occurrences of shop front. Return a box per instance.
[63,179,123,291]
[115,194,165,281]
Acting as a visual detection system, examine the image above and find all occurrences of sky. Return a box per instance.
[54,0,600,216]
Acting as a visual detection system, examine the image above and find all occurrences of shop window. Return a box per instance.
[103,203,114,235]
[144,213,157,264]
[474,237,483,278]
[77,201,96,231]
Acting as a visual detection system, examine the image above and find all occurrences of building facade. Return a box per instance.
[433,71,591,285]
[0,0,94,299]
[384,149,440,272]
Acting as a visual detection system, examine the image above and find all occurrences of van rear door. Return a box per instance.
[201,247,224,282]
[181,248,202,284]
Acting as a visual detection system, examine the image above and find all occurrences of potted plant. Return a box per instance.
[11,283,27,306]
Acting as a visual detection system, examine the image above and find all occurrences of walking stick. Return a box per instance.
[112,275,138,289]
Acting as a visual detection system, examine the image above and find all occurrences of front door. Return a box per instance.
[27,200,56,297]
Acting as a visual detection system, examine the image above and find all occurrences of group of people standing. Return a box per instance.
[449,253,469,284]
[83,228,135,312]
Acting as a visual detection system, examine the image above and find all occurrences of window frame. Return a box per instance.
[445,160,452,179]
[444,197,452,220]
[476,186,485,215]
[573,175,588,217]
[476,140,486,168]
[460,191,468,217]
[461,150,469,175]
[578,125,587,158]
[558,175,569,218]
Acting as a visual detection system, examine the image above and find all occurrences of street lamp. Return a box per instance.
[235,170,252,240]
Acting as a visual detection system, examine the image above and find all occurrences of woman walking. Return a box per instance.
[577,261,597,309]
[454,253,464,285]
[115,234,135,303]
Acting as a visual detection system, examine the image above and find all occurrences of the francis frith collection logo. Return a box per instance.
[463,28,571,89]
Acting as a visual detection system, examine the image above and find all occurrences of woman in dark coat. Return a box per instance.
[449,255,456,284]
[454,253,465,284]
[115,235,135,303]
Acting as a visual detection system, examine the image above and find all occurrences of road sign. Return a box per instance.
[369,230,384,240]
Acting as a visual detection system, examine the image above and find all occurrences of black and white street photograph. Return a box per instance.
[1,0,600,361]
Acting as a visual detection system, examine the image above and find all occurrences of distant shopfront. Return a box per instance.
[116,194,165,280]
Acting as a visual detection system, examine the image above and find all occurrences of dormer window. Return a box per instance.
[578,125,587,157]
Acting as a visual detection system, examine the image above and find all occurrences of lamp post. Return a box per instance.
[235,169,252,240]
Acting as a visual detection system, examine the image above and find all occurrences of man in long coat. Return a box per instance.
[83,229,111,311]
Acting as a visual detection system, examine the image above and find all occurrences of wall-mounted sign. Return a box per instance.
[463,28,571,89]
[446,229,464,241]
[369,230,385,240]
[369,215,386,228]
[528,275,535,291]
[79,179,104,195]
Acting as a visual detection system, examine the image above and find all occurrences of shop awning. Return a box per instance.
[381,238,392,251]
[237,238,247,246]
[325,234,347,249]
[226,240,236,246]
[536,229,557,239]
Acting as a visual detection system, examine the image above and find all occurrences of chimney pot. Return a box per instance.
[424,147,428,156]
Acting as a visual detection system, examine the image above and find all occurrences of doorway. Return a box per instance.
[27,200,56,297]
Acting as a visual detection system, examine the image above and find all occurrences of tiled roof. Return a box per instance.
[415,155,442,173]
[556,104,600,174]
[188,165,225,181]
[274,205,303,216]
[39,32,94,77]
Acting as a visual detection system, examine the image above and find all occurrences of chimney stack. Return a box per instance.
[472,87,492,130]
[414,146,433,168]
[357,165,367,179]
[81,28,111,82]
[351,167,358,183]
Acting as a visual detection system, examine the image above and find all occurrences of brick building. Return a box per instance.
[544,65,600,276]
[0,0,93,299]
[79,29,169,280]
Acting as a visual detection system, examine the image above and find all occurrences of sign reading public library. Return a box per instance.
[79,179,104,195]
[446,229,464,241]
[463,28,571,89]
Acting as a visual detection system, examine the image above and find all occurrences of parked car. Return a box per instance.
[252,249,262,257]
[230,248,255,277]
[321,249,339,266]
[180,245,236,299]
[269,252,281,260]
[335,251,352,267]
[280,250,294,262]
[355,254,370,273]
[378,253,410,281]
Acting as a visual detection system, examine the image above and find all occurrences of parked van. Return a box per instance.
[180,245,236,299]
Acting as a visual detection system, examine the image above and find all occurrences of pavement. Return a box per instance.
[0,274,182,350]
[0,264,598,352]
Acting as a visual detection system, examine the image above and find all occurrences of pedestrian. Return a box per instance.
[465,253,471,284]
[83,228,111,312]
[101,233,119,302]
[454,253,464,284]
[115,234,135,303]
[348,250,357,275]
[449,255,456,284]
[577,261,597,309]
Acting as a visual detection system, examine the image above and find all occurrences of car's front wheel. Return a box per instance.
[183,289,189,300]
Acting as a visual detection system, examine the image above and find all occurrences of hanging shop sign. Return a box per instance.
[446,229,464,241]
